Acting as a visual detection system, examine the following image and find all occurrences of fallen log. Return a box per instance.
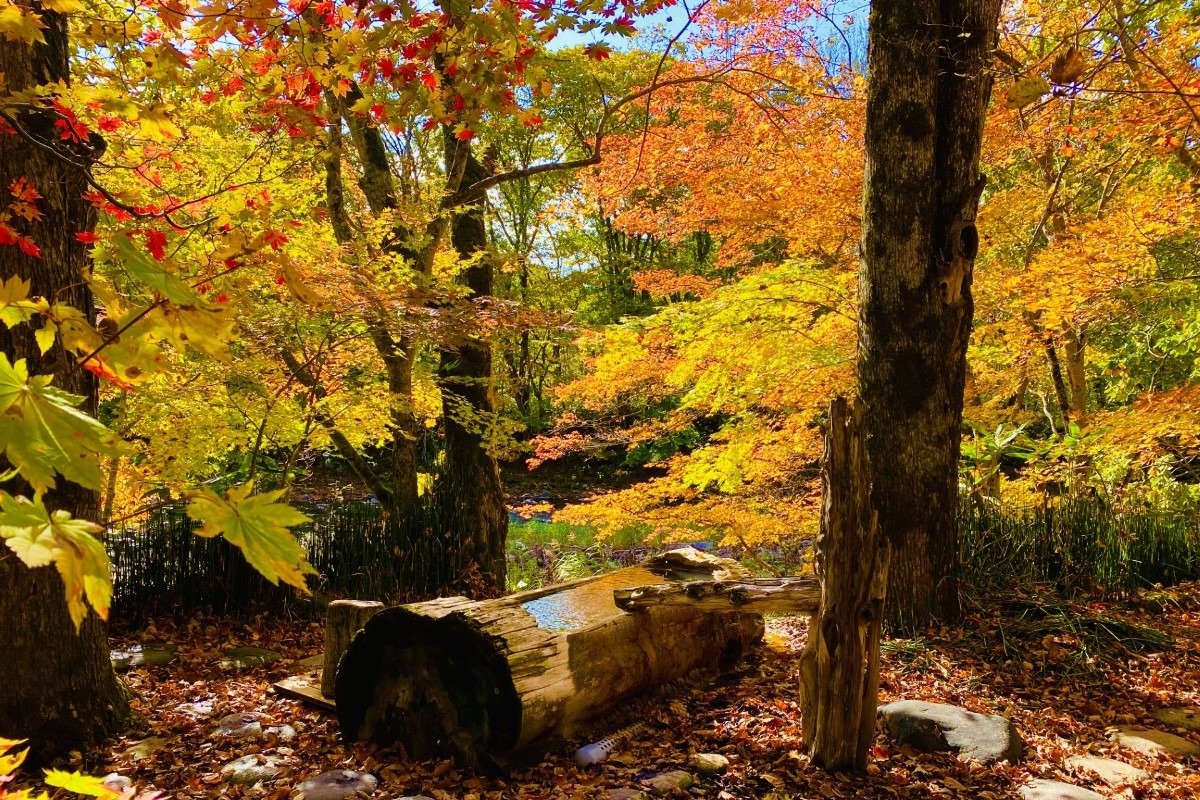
[335,548,763,771]
[614,577,820,615]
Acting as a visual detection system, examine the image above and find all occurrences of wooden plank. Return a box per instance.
[272,672,335,712]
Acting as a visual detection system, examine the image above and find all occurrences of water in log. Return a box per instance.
[335,548,764,771]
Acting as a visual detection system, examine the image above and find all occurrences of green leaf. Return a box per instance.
[0,355,124,493]
[185,483,315,592]
[43,768,119,797]
[0,493,111,629]
[115,235,202,306]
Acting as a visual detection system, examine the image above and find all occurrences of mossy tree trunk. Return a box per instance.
[857,0,1002,631]
[0,3,131,760]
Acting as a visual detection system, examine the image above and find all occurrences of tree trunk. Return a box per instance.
[1063,326,1086,422]
[438,135,507,593]
[335,549,763,771]
[798,396,889,772]
[858,0,1001,631]
[0,3,131,760]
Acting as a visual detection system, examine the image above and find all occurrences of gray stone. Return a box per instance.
[1150,707,1200,732]
[879,700,1024,764]
[1019,779,1105,800]
[103,774,131,792]
[124,737,166,761]
[605,791,647,800]
[687,753,728,776]
[266,724,297,741]
[214,712,264,739]
[176,699,215,717]
[110,643,176,671]
[1066,755,1148,784]
[221,754,284,785]
[291,770,378,800]
[219,646,282,669]
[644,770,695,794]
[1110,725,1200,757]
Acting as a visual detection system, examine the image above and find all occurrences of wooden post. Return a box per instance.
[799,396,890,771]
[322,600,385,697]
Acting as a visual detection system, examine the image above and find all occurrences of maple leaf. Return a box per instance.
[0,354,124,493]
[0,493,112,629]
[0,2,47,44]
[43,768,119,797]
[115,234,200,305]
[185,483,316,592]
[0,275,49,328]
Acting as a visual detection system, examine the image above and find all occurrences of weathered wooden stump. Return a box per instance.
[321,600,384,696]
[335,548,763,770]
[799,395,890,772]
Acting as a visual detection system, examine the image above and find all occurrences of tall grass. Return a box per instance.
[960,499,1200,595]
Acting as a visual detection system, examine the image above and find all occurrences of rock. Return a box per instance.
[1110,725,1200,757]
[110,643,176,671]
[879,700,1024,764]
[103,774,131,792]
[221,754,284,785]
[644,770,695,794]
[605,790,647,800]
[124,737,166,761]
[1150,707,1200,732]
[1066,755,1148,784]
[219,646,282,669]
[214,712,264,739]
[266,724,297,741]
[1019,778,1105,800]
[176,699,215,717]
[291,770,378,800]
[687,753,729,776]
[296,654,324,668]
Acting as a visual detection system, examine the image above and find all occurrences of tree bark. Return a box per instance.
[335,548,763,771]
[1063,326,1086,422]
[798,396,889,772]
[858,0,1001,631]
[438,134,507,593]
[0,2,131,760]
[614,577,819,614]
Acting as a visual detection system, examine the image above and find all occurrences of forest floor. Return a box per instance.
[86,584,1200,800]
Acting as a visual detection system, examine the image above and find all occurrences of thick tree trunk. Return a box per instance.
[438,135,507,593]
[858,0,1001,631]
[335,549,763,771]
[798,396,889,772]
[0,3,131,760]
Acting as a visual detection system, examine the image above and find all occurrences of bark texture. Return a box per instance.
[0,2,131,760]
[336,549,762,771]
[858,0,1002,630]
[798,396,889,772]
[438,134,507,592]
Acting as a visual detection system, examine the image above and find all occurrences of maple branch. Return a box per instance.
[278,347,392,505]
